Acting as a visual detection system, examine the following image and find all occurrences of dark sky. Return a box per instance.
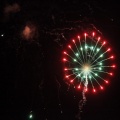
[0,0,120,120]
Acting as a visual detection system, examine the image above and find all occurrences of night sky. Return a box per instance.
[0,0,120,120]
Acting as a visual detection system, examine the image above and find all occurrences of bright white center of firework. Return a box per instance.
[82,64,91,74]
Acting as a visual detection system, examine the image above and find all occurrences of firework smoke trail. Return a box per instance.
[76,77,88,120]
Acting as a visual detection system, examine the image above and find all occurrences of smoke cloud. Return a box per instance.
[21,22,38,41]
[4,3,20,14]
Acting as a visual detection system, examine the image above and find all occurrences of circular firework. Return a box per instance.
[62,31,116,93]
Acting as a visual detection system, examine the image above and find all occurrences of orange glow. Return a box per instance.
[22,23,38,40]
[22,26,31,39]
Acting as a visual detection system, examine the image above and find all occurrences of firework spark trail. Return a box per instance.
[55,77,63,114]
[76,78,88,120]
[83,76,88,101]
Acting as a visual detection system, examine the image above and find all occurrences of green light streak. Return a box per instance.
[88,38,100,62]
[73,41,83,63]
[78,36,85,63]
[69,46,83,64]
[92,69,110,75]
[90,49,111,65]
[65,53,82,66]
[90,72,101,86]
[89,76,94,89]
